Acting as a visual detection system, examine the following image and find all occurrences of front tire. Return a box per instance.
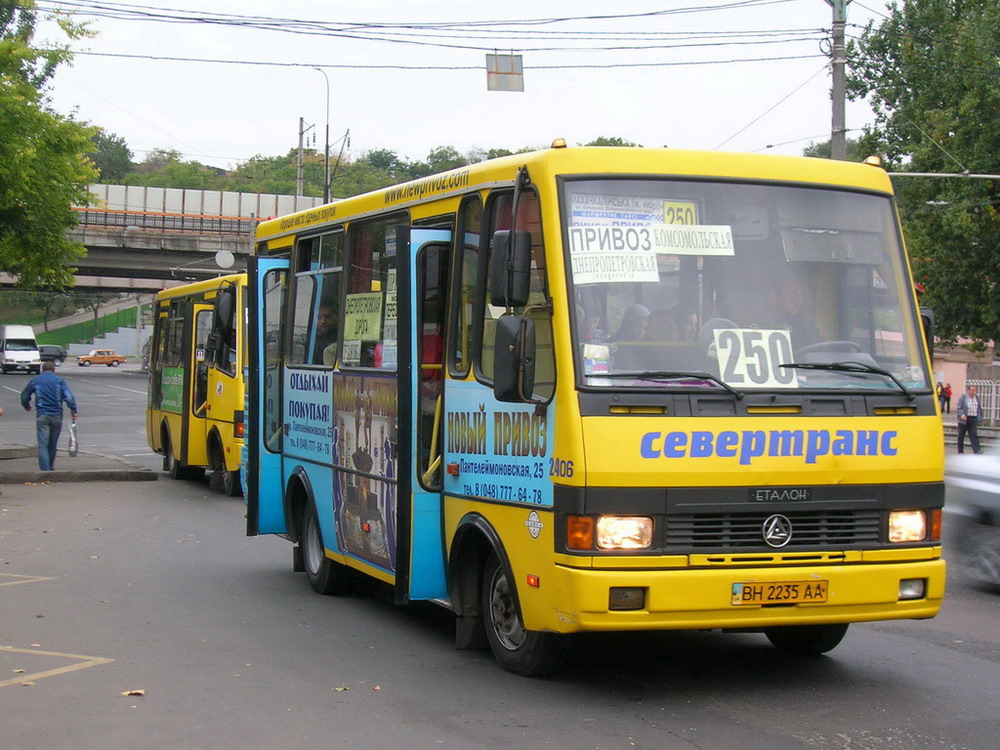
[301,500,352,595]
[482,552,569,677]
[81,360,91,367]
[110,360,120,368]
[764,623,849,655]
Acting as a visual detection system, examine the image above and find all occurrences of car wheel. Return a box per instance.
[481,551,569,676]
[963,522,1000,586]
[301,500,352,595]
[109,361,119,367]
[81,360,91,367]
[764,623,849,655]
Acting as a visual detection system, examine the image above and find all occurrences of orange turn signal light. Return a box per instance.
[566,515,594,550]
[930,509,942,541]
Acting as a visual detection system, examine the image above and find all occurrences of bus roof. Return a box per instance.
[254,145,895,244]
[155,273,246,302]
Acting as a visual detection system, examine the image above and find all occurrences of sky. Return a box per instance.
[37,0,894,172]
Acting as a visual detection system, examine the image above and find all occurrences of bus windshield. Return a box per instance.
[563,178,930,393]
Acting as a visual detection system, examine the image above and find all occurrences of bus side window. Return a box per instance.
[344,214,405,370]
[476,189,554,400]
[289,231,344,367]
[450,195,482,376]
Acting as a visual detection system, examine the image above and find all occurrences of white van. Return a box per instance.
[1,325,41,374]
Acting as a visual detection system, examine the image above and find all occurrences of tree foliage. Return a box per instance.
[88,129,132,182]
[848,0,1000,344]
[0,1,98,288]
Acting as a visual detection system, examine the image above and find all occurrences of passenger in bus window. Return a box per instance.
[313,302,337,364]
[612,304,650,341]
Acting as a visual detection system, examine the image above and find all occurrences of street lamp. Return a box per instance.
[313,67,330,204]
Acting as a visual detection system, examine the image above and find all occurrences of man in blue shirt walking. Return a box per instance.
[21,361,78,471]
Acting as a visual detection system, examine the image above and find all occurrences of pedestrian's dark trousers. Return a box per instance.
[957,415,981,454]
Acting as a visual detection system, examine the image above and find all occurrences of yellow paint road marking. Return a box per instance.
[0,646,113,687]
[0,573,56,587]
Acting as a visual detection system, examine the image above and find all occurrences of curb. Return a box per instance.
[0,469,158,483]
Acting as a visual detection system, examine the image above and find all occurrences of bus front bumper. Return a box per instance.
[528,557,945,633]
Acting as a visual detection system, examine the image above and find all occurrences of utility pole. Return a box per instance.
[827,0,850,160]
[313,67,331,204]
[296,117,305,196]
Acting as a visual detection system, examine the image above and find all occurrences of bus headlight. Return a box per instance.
[888,510,926,542]
[596,516,653,550]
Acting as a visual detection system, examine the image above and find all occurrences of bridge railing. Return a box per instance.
[73,207,260,235]
[75,184,324,235]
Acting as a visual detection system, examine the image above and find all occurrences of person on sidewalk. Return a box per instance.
[20,361,78,471]
[956,383,982,454]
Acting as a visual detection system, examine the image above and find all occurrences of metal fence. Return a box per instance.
[966,380,999,426]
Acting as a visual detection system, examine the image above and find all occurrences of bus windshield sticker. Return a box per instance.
[568,228,658,285]
[342,340,361,366]
[583,344,610,374]
[713,328,800,389]
[344,292,383,341]
[648,223,734,256]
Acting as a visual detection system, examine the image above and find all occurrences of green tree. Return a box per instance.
[802,138,864,161]
[583,136,642,147]
[848,0,1000,345]
[0,2,98,288]
[89,129,133,182]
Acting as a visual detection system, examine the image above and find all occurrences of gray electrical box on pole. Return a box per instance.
[827,0,850,160]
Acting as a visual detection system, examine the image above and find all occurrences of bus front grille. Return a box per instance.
[664,510,881,549]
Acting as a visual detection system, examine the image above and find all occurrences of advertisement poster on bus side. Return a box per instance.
[159,367,184,412]
[443,382,553,507]
[283,369,334,464]
[333,374,399,572]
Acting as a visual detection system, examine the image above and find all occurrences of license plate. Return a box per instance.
[731,580,828,606]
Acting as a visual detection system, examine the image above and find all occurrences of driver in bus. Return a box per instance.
[765,273,822,350]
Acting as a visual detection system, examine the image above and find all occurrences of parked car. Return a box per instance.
[944,447,1000,588]
[77,348,127,367]
[38,345,68,364]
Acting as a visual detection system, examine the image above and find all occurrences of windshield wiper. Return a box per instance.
[779,361,915,401]
[595,370,744,400]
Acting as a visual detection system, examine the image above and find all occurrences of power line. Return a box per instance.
[64,48,825,70]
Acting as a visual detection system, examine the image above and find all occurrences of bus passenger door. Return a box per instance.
[187,304,213,467]
[404,229,451,600]
[247,257,289,536]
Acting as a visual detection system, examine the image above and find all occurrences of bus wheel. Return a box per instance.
[764,623,849,656]
[165,444,186,480]
[221,465,242,497]
[301,500,352,595]
[481,552,569,677]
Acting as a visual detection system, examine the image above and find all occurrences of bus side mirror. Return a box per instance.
[489,230,532,308]
[919,306,934,358]
[215,288,235,335]
[212,287,237,368]
[493,314,535,402]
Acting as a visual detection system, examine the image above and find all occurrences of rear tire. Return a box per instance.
[482,552,569,676]
[165,443,186,480]
[764,623,849,656]
[301,500,353,595]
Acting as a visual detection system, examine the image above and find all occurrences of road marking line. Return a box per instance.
[0,574,56,587]
[80,379,146,395]
[0,646,113,688]
[2,386,20,394]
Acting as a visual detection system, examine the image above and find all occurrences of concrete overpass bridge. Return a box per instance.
[21,185,321,292]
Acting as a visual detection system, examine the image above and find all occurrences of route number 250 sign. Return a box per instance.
[713,328,799,388]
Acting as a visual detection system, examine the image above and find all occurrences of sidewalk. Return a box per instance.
[0,444,157,484]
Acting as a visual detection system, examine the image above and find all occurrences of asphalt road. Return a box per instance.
[0,364,161,473]
[1,368,998,749]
